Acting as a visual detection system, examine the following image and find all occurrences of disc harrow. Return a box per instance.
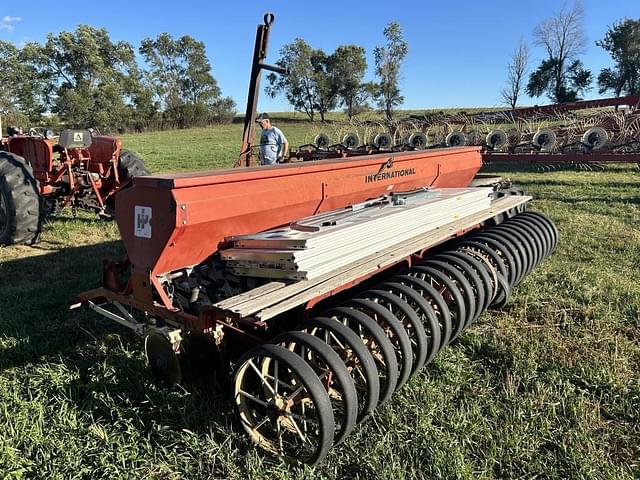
[232,210,557,464]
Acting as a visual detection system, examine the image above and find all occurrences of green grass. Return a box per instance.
[1,126,639,479]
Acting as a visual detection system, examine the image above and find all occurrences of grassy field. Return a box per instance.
[0,126,639,479]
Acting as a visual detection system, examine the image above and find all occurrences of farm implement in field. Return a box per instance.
[0,128,148,245]
[294,95,640,171]
[75,13,559,465]
[76,145,557,464]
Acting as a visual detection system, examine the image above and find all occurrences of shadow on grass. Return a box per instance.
[0,241,245,446]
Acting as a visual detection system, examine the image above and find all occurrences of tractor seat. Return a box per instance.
[57,130,93,149]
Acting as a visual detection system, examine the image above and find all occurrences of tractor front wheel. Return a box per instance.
[0,151,42,245]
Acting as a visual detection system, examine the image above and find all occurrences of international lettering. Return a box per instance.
[364,167,417,183]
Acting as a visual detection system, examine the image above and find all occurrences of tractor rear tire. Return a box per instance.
[118,149,150,181]
[0,151,42,245]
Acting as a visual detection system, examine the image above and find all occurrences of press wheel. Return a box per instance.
[272,331,357,446]
[233,344,334,465]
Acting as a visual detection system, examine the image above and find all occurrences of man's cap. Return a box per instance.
[256,112,269,122]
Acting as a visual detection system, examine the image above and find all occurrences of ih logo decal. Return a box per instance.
[134,206,152,238]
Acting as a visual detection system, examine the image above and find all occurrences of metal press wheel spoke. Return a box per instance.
[302,317,380,423]
[238,389,270,407]
[358,290,429,375]
[457,249,499,306]
[376,282,442,366]
[325,306,399,404]
[233,344,334,465]
[393,274,452,349]
[408,267,467,341]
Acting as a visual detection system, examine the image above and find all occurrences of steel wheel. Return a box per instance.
[426,255,485,325]
[456,240,508,278]
[393,274,452,348]
[464,234,517,287]
[233,344,334,465]
[272,331,357,446]
[302,317,380,423]
[418,259,477,328]
[512,214,554,259]
[445,251,495,313]
[493,225,535,278]
[490,273,512,309]
[521,211,558,252]
[343,296,414,388]
[509,217,549,265]
[408,266,467,341]
[457,248,499,307]
[324,306,399,405]
[376,282,442,366]
[499,223,542,272]
[470,232,523,287]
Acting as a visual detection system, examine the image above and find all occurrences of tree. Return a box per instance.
[0,41,23,124]
[374,22,408,123]
[266,38,335,121]
[310,50,338,122]
[329,45,370,119]
[527,1,592,102]
[22,25,142,129]
[0,40,48,125]
[140,33,235,128]
[596,19,640,97]
[500,41,529,110]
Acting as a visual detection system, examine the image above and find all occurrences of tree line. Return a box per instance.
[0,21,410,132]
[266,22,408,123]
[0,25,236,132]
[501,2,640,109]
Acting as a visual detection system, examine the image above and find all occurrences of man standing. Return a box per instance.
[256,113,289,165]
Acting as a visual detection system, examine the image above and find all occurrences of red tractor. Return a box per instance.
[0,127,148,245]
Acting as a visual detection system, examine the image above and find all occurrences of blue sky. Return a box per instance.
[1,1,637,113]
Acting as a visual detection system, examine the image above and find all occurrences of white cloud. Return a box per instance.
[0,15,22,32]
